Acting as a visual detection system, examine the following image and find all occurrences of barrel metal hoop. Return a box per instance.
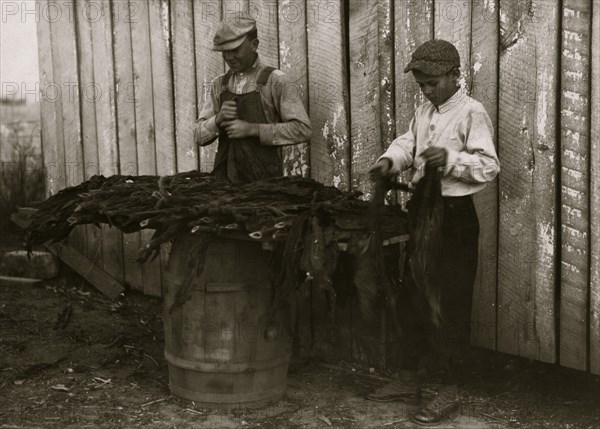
[164,350,292,374]
[169,383,286,405]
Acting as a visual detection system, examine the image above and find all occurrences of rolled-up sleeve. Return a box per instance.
[258,72,312,146]
[194,78,221,147]
[445,108,500,183]
[377,116,417,174]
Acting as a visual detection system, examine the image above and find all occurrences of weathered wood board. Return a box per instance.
[149,0,176,297]
[560,0,591,371]
[46,243,124,300]
[194,0,224,172]
[130,0,162,297]
[590,0,600,376]
[348,0,381,199]
[36,0,64,198]
[469,0,499,351]
[434,0,472,90]
[279,0,310,178]
[113,0,143,291]
[306,0,350,189]
[378,0,395,155]
[48,0,85,254]
[248,0,279,67]
[74,0,103,269]
[171,0,199,173]
[90,0,124,285]
[498,0,559,363]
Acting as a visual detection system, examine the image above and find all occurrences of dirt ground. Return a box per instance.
[1,234,599,429]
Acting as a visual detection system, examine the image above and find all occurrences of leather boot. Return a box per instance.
[410,384,459,426]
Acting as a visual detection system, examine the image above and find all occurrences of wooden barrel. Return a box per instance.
[163,234,291,406]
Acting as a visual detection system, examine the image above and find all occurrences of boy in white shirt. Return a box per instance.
[369,39,500,426]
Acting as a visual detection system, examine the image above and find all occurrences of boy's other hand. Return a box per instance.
[369,158,392,182]
[216,101,238,126]
[421,147,447,168]
[221,120,259,139]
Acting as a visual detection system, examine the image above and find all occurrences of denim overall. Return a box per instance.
[213,66,282,183]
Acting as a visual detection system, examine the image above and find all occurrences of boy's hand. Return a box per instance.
[216,101,238,126]
[421,147,447,168]
[221,120,259,139]
[369,158,392,182]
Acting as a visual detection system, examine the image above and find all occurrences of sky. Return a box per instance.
[1,0,40,102]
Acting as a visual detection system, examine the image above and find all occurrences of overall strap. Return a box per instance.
[256,66,276,89]
[221,69,234,88]
[218,70,234,103]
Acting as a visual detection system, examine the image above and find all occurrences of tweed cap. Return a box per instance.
[213,14,257,51]
[404,39,460,76]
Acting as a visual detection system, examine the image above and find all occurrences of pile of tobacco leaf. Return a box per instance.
[25,171,407,259]
[25,171,409,317]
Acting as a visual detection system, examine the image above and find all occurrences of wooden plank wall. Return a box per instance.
[469,0,498,352]
[590,0,600,376]
[35,0,599,374]
[498,0,559,365]
[560,0,591,371]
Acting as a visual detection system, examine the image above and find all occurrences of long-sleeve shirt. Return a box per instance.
[194,57,312,147]
[379,89,500,197]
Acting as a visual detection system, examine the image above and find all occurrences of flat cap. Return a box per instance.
[404,39,460,76]
[213,14,256,51]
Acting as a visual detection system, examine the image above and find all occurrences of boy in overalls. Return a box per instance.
[369,39,500,426]
[194,14,312,182]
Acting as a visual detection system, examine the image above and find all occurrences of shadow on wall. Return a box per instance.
[0,98,45,232]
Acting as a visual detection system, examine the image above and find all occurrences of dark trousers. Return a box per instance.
[431,195,479,363]
[398,195,479,380]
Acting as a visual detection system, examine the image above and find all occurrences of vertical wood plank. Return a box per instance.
[49,0,85,254]
[75,0,103,269]
[279,0,310,178]
[131,0,157,177]
[434,0,472,90]
[130,0,161,296]
[589,1,600,375]
[469,0,498,351]
[90,0,125,285]
[393,0,433,207]
[194,0,224,172]
[249,0,279,67]
[394,0,433,139]
[378,0,395,154]
[171,0,199,172]
[149,0,176,297]
[36,0,65,197]
[590,0,600,376]
[498,0,559,363]
[149,0,176,177]
[113,0,143,291]
[50,0,82,189]
[560,0,591,371]
[530,0,559,365]
[306,0,350,189]
[348,0,380,198]
[222,0,249,20]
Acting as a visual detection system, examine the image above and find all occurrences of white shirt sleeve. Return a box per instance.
[445,108,500,183]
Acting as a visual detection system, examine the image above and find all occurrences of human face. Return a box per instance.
[222,37,259,73]
[412,69,460,106]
